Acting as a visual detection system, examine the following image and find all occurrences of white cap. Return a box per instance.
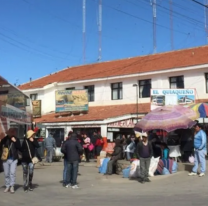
[141,132,148,137]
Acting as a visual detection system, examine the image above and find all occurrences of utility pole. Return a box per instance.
[98,0,102,62]
[152,0,157,53]
[169,0,174,50]
[83,0,86,64]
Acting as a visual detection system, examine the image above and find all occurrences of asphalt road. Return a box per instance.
[0,162,208,206]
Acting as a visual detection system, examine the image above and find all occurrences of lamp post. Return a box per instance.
[133,84,139,122]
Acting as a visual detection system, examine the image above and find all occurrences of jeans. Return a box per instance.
[140,158,150,180]
[22,162,34,187]
[126,152,133,161]
[3,159,18,187]
[67,161,79,186]
[192,150,206,173]
[63,159,68,184]
[46,147,54,163]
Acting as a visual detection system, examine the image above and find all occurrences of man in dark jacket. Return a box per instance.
[0,128,21,193]
[105,139,123,175]
[136,133,153,184]
[61,133,83,189]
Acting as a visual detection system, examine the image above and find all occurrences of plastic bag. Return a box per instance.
[149,157,160,177]
[129,160,140,178]
[189,155,195,164]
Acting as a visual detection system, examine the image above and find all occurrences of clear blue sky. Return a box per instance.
[0,0,207,85]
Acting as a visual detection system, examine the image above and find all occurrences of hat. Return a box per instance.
[141,132,148,137]
[27,130,35,139]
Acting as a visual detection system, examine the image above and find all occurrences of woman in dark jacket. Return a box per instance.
[21,130,39,192]
[105,139,123,175]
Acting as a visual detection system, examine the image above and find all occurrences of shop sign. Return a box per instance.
[107,119,135,128]
[72,125,100,128]
[32,100,41,118]
[108,128,120,132]
[55,90,88,112]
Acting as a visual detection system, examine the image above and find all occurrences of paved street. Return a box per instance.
[0,162,208,206]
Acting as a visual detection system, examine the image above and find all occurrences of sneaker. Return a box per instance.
[10,186,15,194]
[24,186,28,193]
[28,184,33,191]
[65,183,71,188]
[4,187,10,193]
[71,185,79,189]
[138,179,145,184]
[199,173,205,177]
[188,172,197,176]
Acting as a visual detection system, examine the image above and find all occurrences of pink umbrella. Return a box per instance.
[134,106,196,133]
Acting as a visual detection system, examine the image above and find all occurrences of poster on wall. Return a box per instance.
[150,89,196,110]
[55,90,88,112]
[32,100,41,118]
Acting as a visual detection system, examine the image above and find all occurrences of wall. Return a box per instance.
[22,67,208,115]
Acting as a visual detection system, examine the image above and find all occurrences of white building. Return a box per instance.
[19,45,208,143]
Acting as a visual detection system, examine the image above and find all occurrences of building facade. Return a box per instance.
[19,46,208,143]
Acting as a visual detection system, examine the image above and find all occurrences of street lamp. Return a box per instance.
[133,84,139,122]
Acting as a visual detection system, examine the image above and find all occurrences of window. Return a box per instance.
[206,73,208,93]
[139,79,151,98]
[169,76,184,89]
[0,90,8,95]
[66,87,75,90]
[111,82,123,100]
[84,85,94,102]
[30,93,38,100]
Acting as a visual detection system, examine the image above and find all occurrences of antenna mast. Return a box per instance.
[205,0,208,43]
[98,0,102,61]
[169,0,174,50]
[152,0,157,53]
[83,0,86,64]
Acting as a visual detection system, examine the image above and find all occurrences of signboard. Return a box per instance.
[150,89,196,110]
[107,119,135,128]
[55,90,88,112]
[32,100,41,118]
[7,92,25,110]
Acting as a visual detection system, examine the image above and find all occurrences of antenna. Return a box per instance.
[98,0,102,61]
[83,0,86,64]
[169,0,174,50]
[205,0,208,43]
[152,0,157,53]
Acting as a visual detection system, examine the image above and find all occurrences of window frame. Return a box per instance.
[169,75,184,89]
[138,79,151,98]
[111,82,123,100]
[84,85,95,102]
[65,87,75,90]
[30,93,38,100]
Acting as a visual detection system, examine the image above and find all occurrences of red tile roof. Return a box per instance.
[19,45,208,90]
[34,103,150,123]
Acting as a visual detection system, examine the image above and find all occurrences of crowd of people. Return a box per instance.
[0,122,207,192]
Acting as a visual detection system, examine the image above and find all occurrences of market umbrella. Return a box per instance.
[154,105,199,120]
[134,106,196,133]
[185,103,208,118]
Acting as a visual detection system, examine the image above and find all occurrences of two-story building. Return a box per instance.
[19,45,208,142]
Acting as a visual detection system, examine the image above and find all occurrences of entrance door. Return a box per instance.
[48,128,64,147]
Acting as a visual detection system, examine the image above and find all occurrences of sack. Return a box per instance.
[32,157,39,164]
[149,157,160,177]
[162,167,170,175]
[88,143,94,151]
[99,158,110,174]
[129,160,140,178]
[172,161,178,173]
[189,155,195,164]
[1,147,9,161]
[122,166,131,178]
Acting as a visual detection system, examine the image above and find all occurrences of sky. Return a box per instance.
[0,0,207,86]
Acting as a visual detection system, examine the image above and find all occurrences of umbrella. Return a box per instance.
[185,103,208,118]
[154,105,199,120]
[134,106,196,133]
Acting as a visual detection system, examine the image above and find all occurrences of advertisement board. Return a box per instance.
[32,100,41,118]
[55,90,88,112]
[150,89,196,110]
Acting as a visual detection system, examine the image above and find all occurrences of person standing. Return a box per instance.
[21,130,40,192]
[61,131,72,187]
[45,132,56,163]
[189,123,207,177]
[95,135,104,157]
[61,133,83,189]
[125,135,136,161]
[136,133,153,184]
[83,134,91,162]
[0,128,21,193]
